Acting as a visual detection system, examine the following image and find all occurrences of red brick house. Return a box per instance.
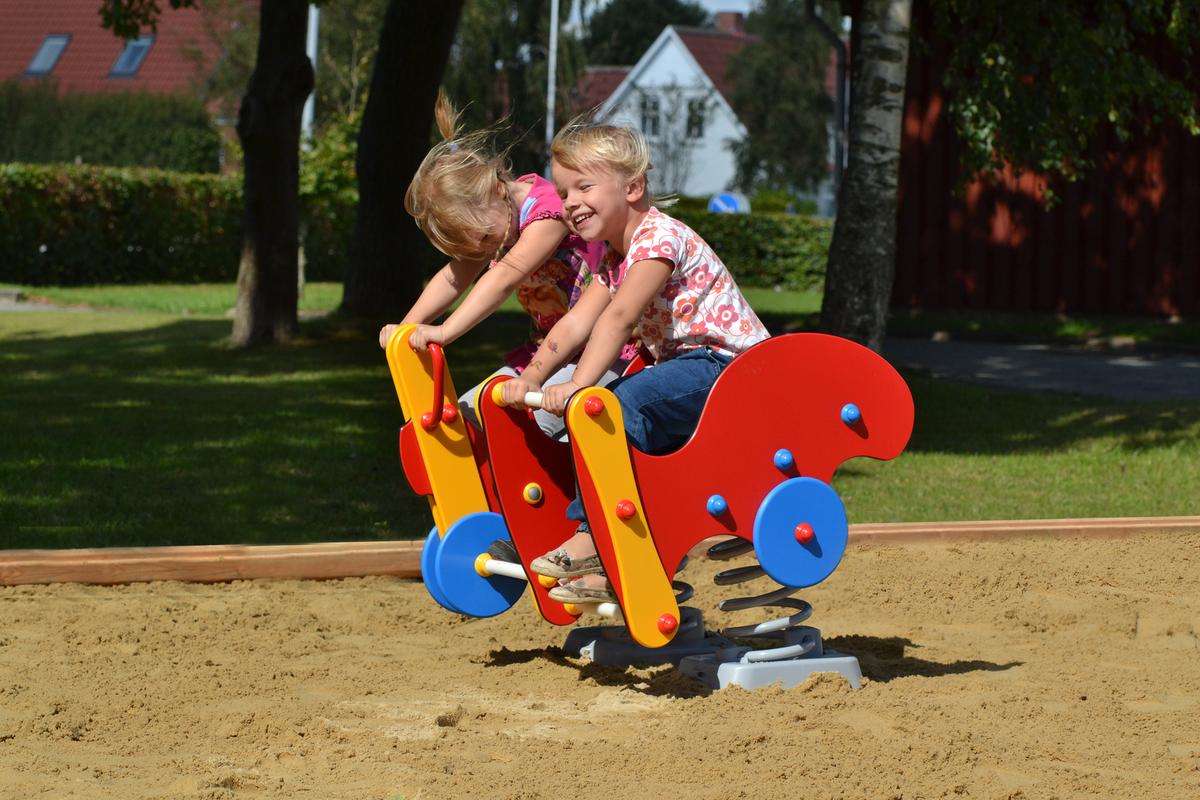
[0,0,221,96]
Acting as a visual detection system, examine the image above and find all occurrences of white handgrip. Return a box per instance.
[490,383,545,409]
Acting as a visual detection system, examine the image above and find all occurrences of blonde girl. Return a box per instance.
[379,93,631,436]
[500,118,770,602]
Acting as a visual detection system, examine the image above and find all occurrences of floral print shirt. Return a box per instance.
[595,207,770,362]
[494,174,608,371]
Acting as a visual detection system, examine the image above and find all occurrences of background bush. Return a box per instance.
[0,162,829,290]
[674,209,832,290]
[0,164,241,285]
[0,80,222,173]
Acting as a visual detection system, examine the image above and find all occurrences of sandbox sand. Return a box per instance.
[1,532,1197,799]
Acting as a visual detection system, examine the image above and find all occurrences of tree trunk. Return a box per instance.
[341,0,466,320]
[819,0,911,352]
[231,0,313,348]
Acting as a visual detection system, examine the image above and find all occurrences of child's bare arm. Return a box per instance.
[422,218,568,347]
[573,258,671,386]
[500,280,612,405]
[378,259,486,348]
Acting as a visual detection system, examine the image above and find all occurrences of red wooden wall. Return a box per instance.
[893,2,1199,317]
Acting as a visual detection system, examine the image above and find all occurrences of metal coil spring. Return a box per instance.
[706,537,821,662]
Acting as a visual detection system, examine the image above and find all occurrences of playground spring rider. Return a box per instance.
[385,326,914,689]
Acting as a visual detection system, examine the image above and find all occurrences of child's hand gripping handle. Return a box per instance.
[490,383,544,409]
[417,343,459,430]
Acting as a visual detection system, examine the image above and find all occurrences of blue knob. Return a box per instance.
[773,449,795,471]
[706,494,728,516]
[841,403,862,425]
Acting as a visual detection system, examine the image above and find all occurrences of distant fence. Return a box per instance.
[893,1,1199,317]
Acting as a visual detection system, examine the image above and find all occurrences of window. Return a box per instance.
[110,35,154,78]
[686,99,706,139]
[640,95,660,138]
[26,35,70,76]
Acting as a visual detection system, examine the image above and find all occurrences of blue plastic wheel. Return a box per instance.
[421,525,462,613]
[433,511,526,618]
[752,477,849,588]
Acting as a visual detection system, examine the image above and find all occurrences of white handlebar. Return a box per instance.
[522,391,545,409]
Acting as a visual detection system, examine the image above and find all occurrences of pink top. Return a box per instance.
[494,173,609,370]
[594,208,770,362]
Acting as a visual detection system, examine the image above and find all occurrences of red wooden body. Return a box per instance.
[477,376,580,625]
[572,333,915,588]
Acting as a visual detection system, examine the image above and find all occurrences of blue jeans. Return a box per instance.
[566,347,733,524]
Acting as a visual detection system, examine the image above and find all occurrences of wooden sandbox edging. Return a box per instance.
[2,516,1198,587]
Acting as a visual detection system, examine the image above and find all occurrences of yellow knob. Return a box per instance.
[491,383,506,406]
[473,553,491,578]
[563,603,583,617]
[537,574,558,589]
[523,482,544,505]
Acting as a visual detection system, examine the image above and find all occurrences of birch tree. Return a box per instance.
[820,0,911,351]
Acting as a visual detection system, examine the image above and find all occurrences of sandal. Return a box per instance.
[530,547,604,578]
[548,577,616,604]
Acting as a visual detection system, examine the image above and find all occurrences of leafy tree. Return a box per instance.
[821,0,1200,350]
[726,0,834,194]
[441,0,587,174]
[312,0,389,129]
[583,0,709,65]
[179,0,258,122]
[101,0,312,348]
[933,0,1200,185]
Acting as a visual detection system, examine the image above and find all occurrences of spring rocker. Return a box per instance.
[385,325,914,689]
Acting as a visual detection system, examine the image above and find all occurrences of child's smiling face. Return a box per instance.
[552,160,636,244]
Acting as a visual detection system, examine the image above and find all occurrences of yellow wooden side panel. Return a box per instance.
[385,325,488,536]
[567,388,678,648]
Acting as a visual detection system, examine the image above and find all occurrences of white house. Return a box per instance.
[594,15,749,198]
[579,11,841,215]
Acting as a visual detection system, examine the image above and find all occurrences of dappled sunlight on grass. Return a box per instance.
[2,305,1198,550]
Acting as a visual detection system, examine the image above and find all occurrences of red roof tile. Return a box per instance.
[572,65,630,113]
[0,0,223,95]
[674,27,750,103]
[675,26,841,107]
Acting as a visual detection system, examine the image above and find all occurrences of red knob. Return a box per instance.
[584,396,605,417]
[615,500,636,520]
[657,613,678,634]
[794,523,815,544]
[441,403,459,424]
[420,412,438,431]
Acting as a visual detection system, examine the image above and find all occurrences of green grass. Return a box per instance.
[14,282,345,317]
[2,296,1197,550]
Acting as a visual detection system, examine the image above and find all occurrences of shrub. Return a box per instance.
[0,80,222,173]
[0,164,241,285]
[0,160,831,290]
[672,210,832,290]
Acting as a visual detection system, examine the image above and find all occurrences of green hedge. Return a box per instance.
[0,163,356,286]
[674,210,832,290]
[0,80,222,173]
[0,164,242,285]
[0,162,827,289]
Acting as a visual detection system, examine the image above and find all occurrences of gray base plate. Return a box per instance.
[677,648,862,690]
[562,607,735,667]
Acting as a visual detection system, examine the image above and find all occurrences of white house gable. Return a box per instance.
[597,27,746,198]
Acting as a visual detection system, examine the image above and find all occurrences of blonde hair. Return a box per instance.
[551,114,665,206]
[404,91,512,261]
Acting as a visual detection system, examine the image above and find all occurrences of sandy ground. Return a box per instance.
[1,532,1197,800]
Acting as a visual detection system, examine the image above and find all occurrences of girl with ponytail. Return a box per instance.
[380,92,630,437]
